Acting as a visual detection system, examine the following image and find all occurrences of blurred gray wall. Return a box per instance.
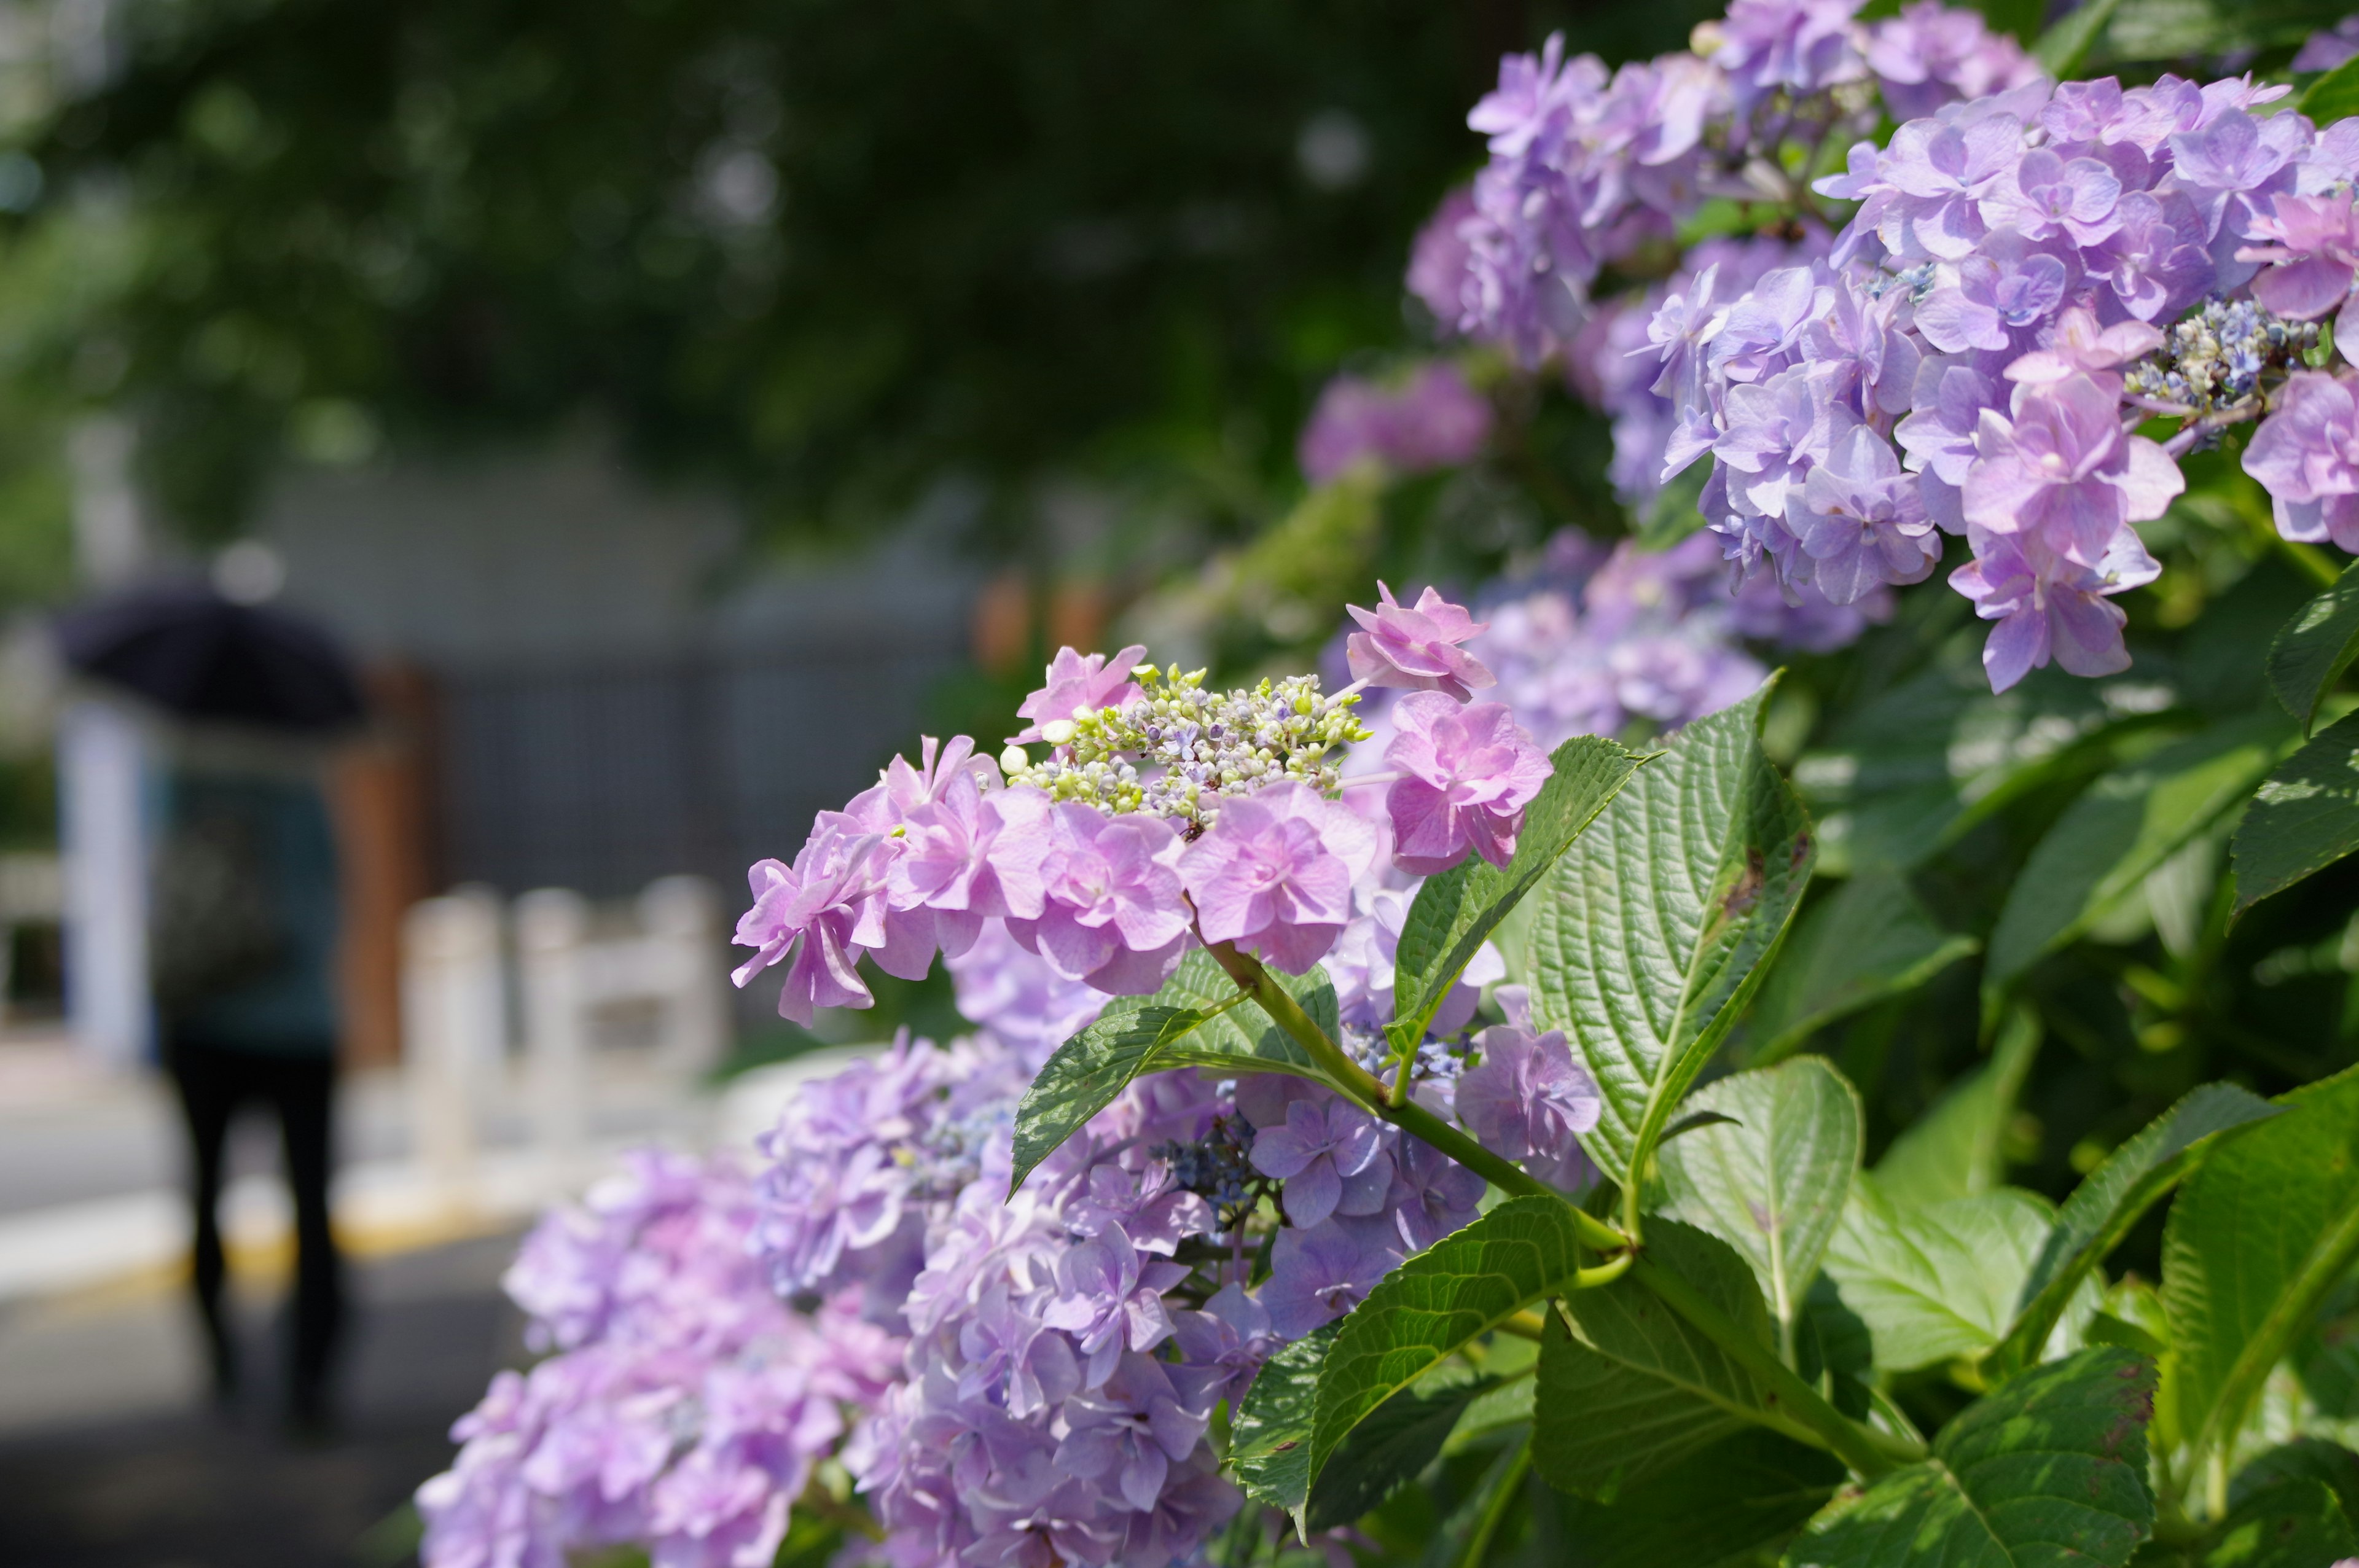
[256,444,979,900]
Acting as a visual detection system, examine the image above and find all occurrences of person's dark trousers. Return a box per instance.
[163,1037,346,1424]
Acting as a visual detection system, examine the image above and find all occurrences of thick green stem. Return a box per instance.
[1630,1255,1922,1477]
[1203,940,1630,1256]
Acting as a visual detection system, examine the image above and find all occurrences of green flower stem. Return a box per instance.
[1203,940,1631,1258]
[1629,1254,1923,1478]
[1458,1439,1533,1568]
[1205,938,1916,1481]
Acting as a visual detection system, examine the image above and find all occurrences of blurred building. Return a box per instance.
[60,435,981,1067]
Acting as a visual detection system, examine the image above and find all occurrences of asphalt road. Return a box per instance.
[0,1231,525,1568]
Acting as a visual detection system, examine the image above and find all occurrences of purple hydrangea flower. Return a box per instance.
[1407,187,1479,332]
[1383,692,1553,874]
[1040,1223,1192,1387]
[2244,370,2359,553]
[1012,646,1148,745]
[1056,1352,1211,1514]
[1866,1,2038,122]
[2294,17,2359,72]
[1785,425,1941,604]
[730,824,881,1025]
[1387,1138,1485,1252]
[1259,1218,1402,1340]
[1963,372,2185,566]
[1170,1284,1278,1410]
[1180,781,1380,973]
[1949,523,2161,690]
[1299,363,1494,484]
[1003,805,1191,996]
[1344,582,1497,700]
[2238,193,2359,337]
[1454,1021,1602,1190]
[1247,1093,1388,1228]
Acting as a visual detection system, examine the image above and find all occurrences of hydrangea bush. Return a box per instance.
[421,7,2359,1567]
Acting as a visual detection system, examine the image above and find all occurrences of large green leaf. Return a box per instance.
[2266,559,2359,735]
[1233,1322,1340,1516]
[1984,714,2290,1012]
[2303,55,2359,126]
[1990,1084,2280,1378]
[1307,1195,1590,1488]
[2231,708,2359,917]
[1742,872,1978,1064]
[1007,949,1339,1191]
[1529,684,1815,1190]
[1389,734,1646,1051]
[1793,657,2134,876]
[1559,1430,1845,1568]
[1304,1371,1500,1531]
[1533,1222,1794,1501]
[2194,1477,2359,1568]
[1783,1347,2158,1568]
[1654,1057,1863,1345]
[2164,1067,2359,1470]
[1872,1004,2041,1211]
[1821,1183,2088,1373]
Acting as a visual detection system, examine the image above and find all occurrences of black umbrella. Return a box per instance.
[56,582,366,733]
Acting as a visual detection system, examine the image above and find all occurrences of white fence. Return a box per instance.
[402,875,726,1197]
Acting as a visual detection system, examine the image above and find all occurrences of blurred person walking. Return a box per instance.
[58,565,366,1433]
[152,752,346,1427]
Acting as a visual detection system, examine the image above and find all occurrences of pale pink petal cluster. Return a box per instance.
[1345,582,1497,701]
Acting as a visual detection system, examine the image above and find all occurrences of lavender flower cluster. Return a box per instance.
[1296,361,1494,483]
[415,1150,902,1568]
[737,932,1598,1566]
[733,590,1560,1023]
[1433,0,2036,367]
[1642,68,2359,688]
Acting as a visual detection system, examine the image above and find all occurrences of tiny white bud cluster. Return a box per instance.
[1002,663,1369,829]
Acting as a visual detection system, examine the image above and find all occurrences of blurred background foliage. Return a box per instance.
[0,0,1729,577]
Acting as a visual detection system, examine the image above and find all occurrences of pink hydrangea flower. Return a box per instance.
[1011,645,1148,744]
[1180,781,1381,973]
[1002,804,1191,996]
[1344,582,1496,700]
[1948,523,2161,692]
[2237,193,2359,349]
[886,779,1053,958]
[1963,372,2185,566]
[2244,370,2359,553]
[2003,306,2163,386]
[732,824,882,1024]
[1383,693,1552,875]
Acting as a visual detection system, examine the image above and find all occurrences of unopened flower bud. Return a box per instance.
[1000,744,1030,774]
[1041,719,1076,745]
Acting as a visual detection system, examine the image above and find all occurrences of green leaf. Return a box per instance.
[1390,735,1647,1050]
[1821,1183,2087,1373]
[1530,682,1815,1190]
[2232,1440,2359,1540]
[1990,1083,2281,1378]
[2164,1066,2359,1470]
[1234,1322,1340,1516]
[1784,1347,2158,1568]
[2033,0,2125,74]
[1008,948,1339,1191]
[1654,1057,1863,1342]
[1305,1372,1501,1531]
[1743,872,1978,1064]
[1984,714,2290,1013]
[1422,1433,1533,1568]
[1793,658,2132,876]
[1533,1222,1795,1501]
[1307,1194,1590,1488]
[2200,1478,2358,1568]
[2266,558,2359,735]
[2302,55,2359,127]
[1872,1004,2041,1211]
[1558,1431,1845,1568]
[2231,708,2359,917]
